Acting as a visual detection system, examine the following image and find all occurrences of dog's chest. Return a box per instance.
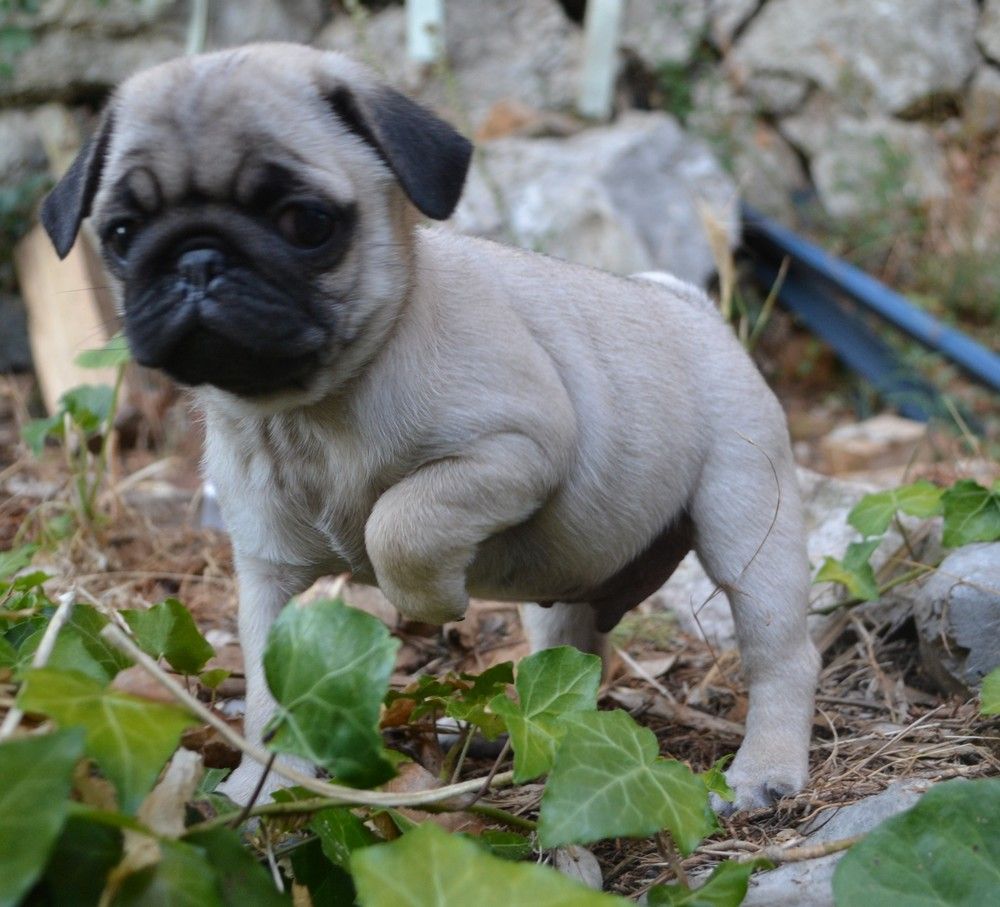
[205,410,386,575]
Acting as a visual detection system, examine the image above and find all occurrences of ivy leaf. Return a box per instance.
[982,668,1000,716]
[264,597,399,788]
[833,778,1000,906]
[121,598,214,675]
[21,415,60,456]
[351,821,626,906]
[185,828,291,906]
[385,663,514,739]
[648,858,772,906]
[21,416,62,457]
[113,839,224,907]
[18,668,196,813]
[18,604,131,683]
[0,729,85,907]
[941,479,1000,548]
[199,668,230,691]
[701,756,734,804]
[848,480,944,537]
[310,805,379,870]
[75,333,132,370]
[29,815,123,907]
[489,646,602,781]
[814,539,881,601]
[476,830,534,861]
[442,662,514,739]
[0,636,16,669]
[0,543,37,583]
[537,710,715,854]
[289,838,356,906]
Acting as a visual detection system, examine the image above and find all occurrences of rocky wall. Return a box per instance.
[1,0,998,369]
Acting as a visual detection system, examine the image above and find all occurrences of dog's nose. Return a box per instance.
[177,247,225,289]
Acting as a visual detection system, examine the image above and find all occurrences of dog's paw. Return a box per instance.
[712,778,800,816]
[711,755,807,816]
[216,761,288,807]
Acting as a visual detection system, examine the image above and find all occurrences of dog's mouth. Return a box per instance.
[123,265,331,398]
[152,322,324,397]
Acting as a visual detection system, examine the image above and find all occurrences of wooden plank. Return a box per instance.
[14,225,118,413]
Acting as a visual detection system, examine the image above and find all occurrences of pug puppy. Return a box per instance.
[41,43,819,812]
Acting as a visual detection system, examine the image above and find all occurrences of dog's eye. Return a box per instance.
[275,204,335,249]
[103,219,139,261]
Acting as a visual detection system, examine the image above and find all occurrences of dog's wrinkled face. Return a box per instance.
[41,44,472,401]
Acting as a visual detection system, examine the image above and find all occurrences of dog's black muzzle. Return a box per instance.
[120,215,334,397]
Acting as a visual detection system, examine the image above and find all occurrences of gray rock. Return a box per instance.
[8,0,172,32]
[452,111,738,288]
[0,28,184,102]
[743,72,810,116]
[707,0,759,48]
[969,165,1000,255]
[965,65,1000,138]
[689,75,808,221]
[913,543,1000,695]
[0,109,48,183]
[317,0,582,131]
[980,0,1000,64]
[652,469,917,648]
[741,779,932,907]
[781,96,948,218]
[0,0,328,103]
[620,0,709,69]
[649,468,937,650]
[208,0,328,48]
[732,0,979,115]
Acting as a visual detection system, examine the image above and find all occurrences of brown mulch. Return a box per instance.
[2,375,998,899]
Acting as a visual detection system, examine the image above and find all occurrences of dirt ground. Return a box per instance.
[1,369,998,898]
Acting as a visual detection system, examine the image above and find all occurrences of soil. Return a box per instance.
[1,369,997,898]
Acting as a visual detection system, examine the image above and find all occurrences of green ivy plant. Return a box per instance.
[21,334,131,528]
[814,477,1000,608]
[5,408,1000,904]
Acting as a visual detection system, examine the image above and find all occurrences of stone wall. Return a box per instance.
[1,0,998,345]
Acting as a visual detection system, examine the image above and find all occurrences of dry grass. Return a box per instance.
[2,374,997,898]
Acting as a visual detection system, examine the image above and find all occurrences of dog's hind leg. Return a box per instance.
[519,601,607,658]
[690,429,820,813]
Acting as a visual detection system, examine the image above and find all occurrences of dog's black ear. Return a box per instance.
[40,111,115,259]
[328,85,472,220]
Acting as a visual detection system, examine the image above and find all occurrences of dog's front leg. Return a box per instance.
[218,555,319,805]
[365,433,561,624]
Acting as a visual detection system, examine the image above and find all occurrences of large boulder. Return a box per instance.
[0,108,49,184]
[451,110,738,287]
[912,543,1000,695]
[651,469,902,649]
[741,779,933,907]
[731,0,980,116]
[208,0,327,48]
[781,96,948,219]
[980,0,1000,64]
[620,0,708,69]
[0,28,184,102]
[689,74,809,221]
[707,0,759,49]
[965,65,1000,139]
[317,0,582,131]
[0,0,329,103]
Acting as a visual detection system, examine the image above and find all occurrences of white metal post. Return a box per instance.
[406,0,446,64]
[577,0,624,120]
